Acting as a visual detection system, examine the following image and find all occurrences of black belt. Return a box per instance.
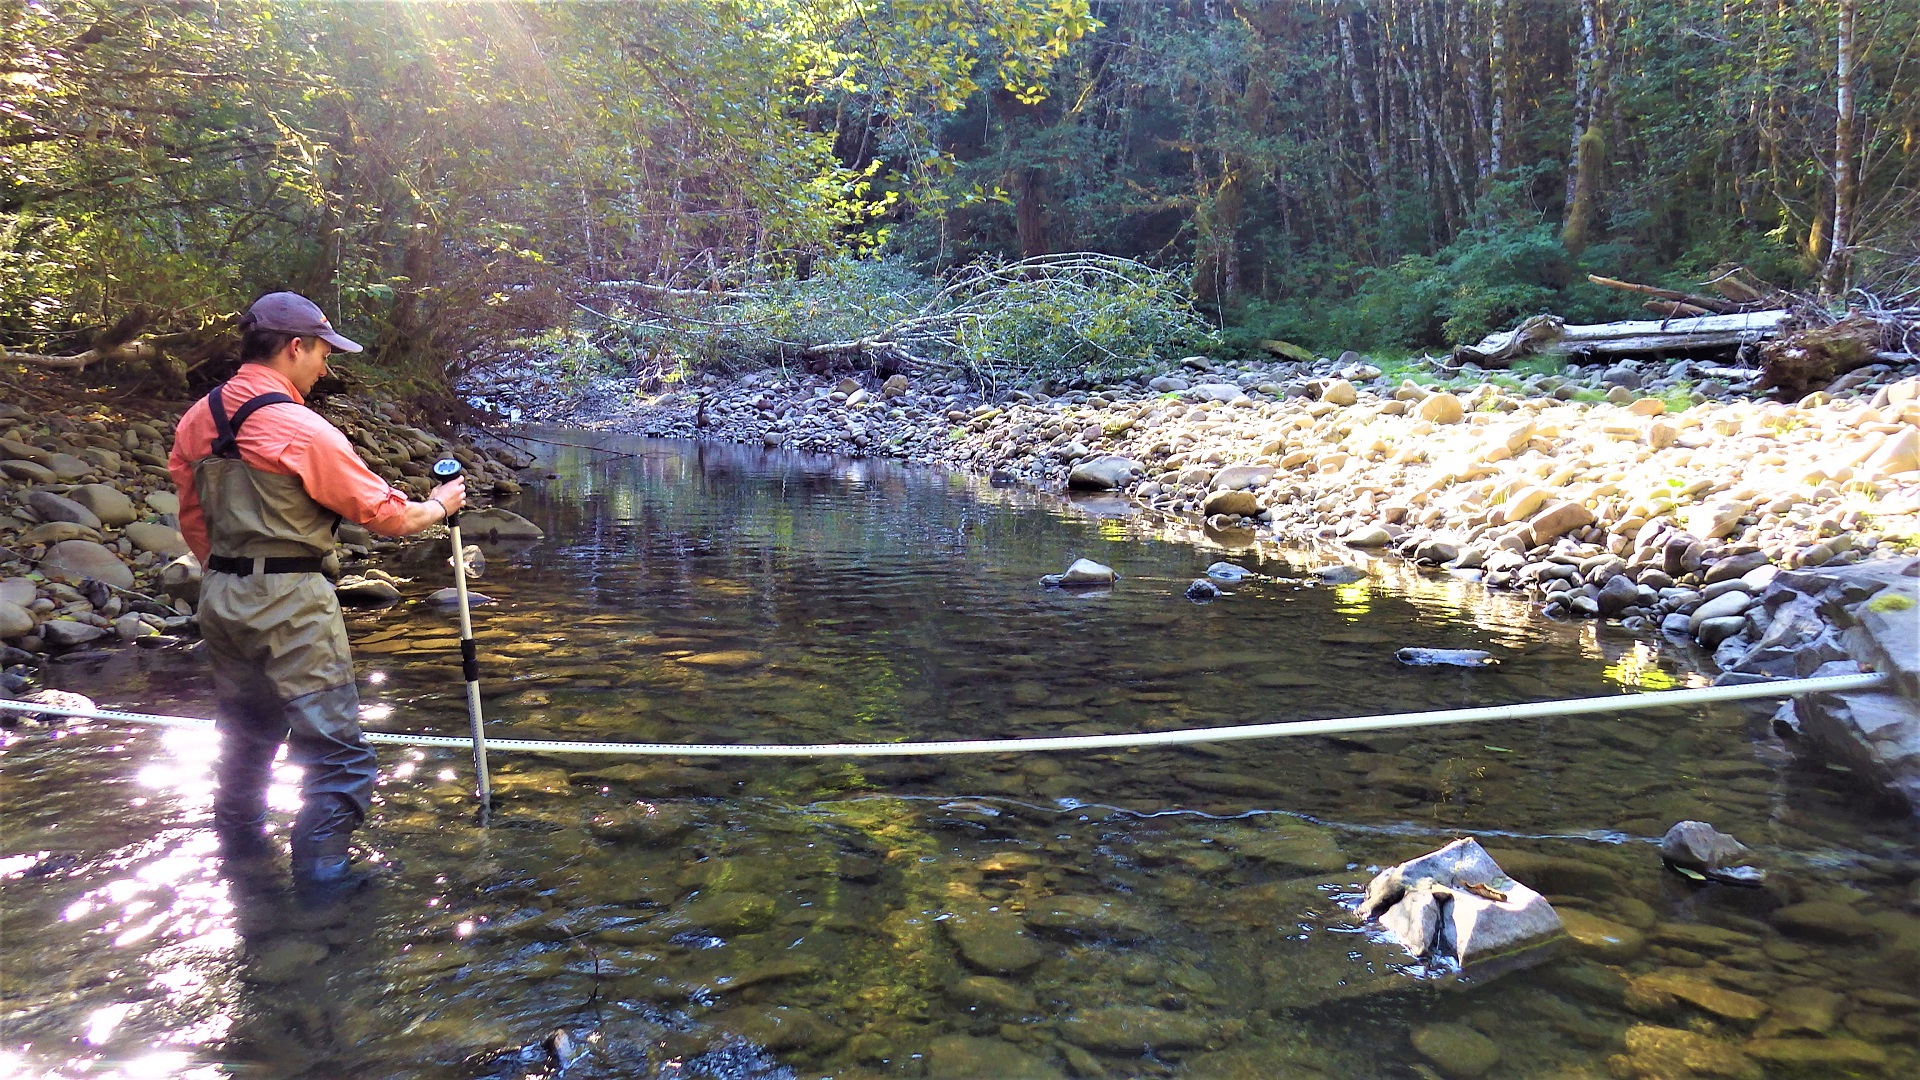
[207,555,326,576]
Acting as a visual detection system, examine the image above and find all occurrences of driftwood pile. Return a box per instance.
[1453,267,1919,397]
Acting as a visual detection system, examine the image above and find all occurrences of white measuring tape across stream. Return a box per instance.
[0,670,1892,757]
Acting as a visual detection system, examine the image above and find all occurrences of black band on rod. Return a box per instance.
[461,638,480,682]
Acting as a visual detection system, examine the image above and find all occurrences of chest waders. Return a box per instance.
[192,385,376,888]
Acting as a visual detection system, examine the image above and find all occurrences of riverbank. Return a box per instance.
[478,350,1920,647]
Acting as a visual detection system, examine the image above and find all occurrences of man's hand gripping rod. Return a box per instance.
[433,458,491,824]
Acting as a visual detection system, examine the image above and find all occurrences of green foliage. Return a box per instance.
[1220,223,1655,354]
[0,0,1092,384]
[723,258,938,359]
[941,255,1215,385]
[584,253,1214,388]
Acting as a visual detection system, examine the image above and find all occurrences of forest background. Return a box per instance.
[2,0,1915,397]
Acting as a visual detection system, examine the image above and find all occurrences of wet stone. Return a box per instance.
[250,939,330,984]
[488,766,573,796]
[1618,1025,1760,1080]
[1743,1037,1889,1074]
[675,892,777,936]
[1025,893,1155,941]
[1771,901,1880,943]
[946,974,1037,1015]
[923,1035,1064,1079]
[1410,1022,1500,1079]
[943,906,1046,974]
[1626,970,1770,1023]
[1755,985,1843,1037]
[1559,909,1646,962]
[1228,821,1347,872]
[710,957,821,993]
[712,1005,844,1053]
[1182,1042,1334,1079]
[588,802,696,845]
[1651,922,1756,951]
[1057,1006,1220,1054]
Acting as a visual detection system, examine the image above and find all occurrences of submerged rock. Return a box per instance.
[1617,1025,1759,1080]
[1186,578,1221,600]
[1359,837,1563,971]
[1040,558,1116,587]
[1410,1023,1500,1079]
[1395,648,1498,668]
[923,1035,1063,1080]
[943,906,1046,974]
[1057,1006,1222,1053]
[1558,909,1647,963]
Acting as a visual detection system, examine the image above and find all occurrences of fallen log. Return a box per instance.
[2,319,233,388]
[1450,314,1564,367]
[1454,310,1791,367]
[1555,309,1791,355]
[1,340,158,371]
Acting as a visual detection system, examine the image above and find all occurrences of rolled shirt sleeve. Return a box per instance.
[286,422,415,536]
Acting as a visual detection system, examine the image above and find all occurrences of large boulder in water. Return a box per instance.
[335,576,401,606]
[1658,820,1763,885]
[459,507,543,541]
[1359,838,1564,972]
[1040,559,1116,587]
[1396,648,1498,668]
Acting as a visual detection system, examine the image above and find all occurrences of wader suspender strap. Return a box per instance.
[208,385,298,459]
[203,385,344,540]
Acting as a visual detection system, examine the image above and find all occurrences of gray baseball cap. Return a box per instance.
[243,291,363,353]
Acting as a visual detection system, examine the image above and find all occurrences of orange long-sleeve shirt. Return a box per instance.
[168,364,413,564]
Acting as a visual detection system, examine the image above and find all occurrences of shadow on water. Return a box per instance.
[4,427,1917,1078]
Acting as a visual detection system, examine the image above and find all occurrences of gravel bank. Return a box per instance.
[489,351,1920,660]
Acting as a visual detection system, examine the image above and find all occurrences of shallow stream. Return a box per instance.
[3,430,1916,1079]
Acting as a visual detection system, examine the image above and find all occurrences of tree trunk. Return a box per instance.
[1339,13,1386,227]
[1562,0,1607,253]
[1013,167,1050,258]
[1823,0,1858,297]
[1490,0,1511,177]
[1461,2,1490,190]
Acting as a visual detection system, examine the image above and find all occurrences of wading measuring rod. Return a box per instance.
[433,457,492,823]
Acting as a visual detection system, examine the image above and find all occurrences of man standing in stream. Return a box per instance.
[169,291,465,896]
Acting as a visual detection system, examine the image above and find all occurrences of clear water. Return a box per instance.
[3,430,1916,1079]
